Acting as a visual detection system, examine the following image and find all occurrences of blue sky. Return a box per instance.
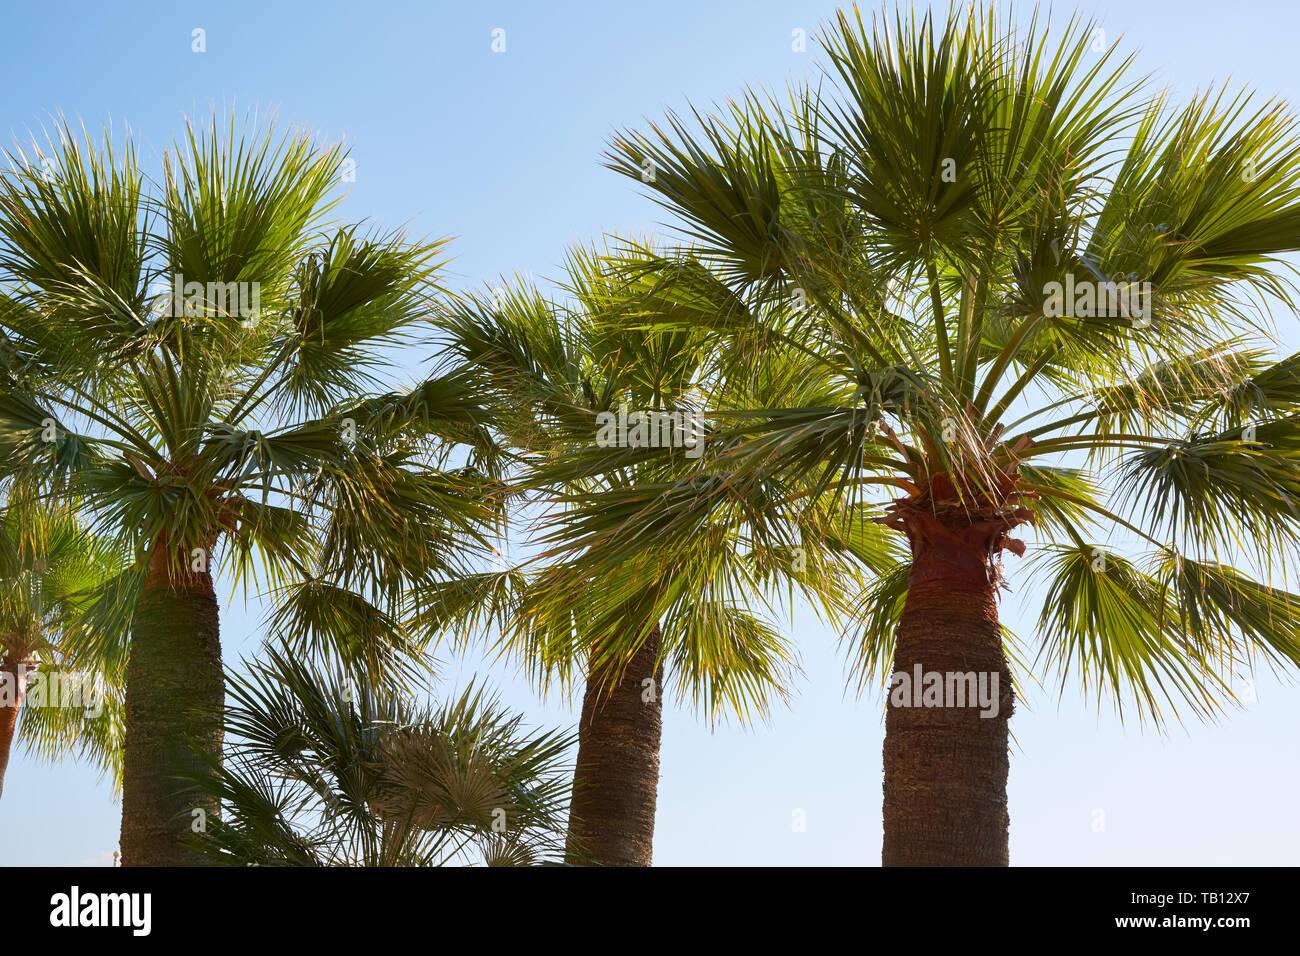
[2,0,1300,866]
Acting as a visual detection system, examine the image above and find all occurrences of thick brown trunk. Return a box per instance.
[0,654,24,801]
[565,625,663,866]
[882,539,1014,866]
[119,553,223,866]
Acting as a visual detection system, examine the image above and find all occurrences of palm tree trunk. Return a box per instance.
[119,551,223,866]
[565,624,663,866]
[882,536,1014,866]
[0,653,25,801]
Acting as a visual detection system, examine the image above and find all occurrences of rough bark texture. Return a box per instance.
[565,625,663,866]
[882,536,1014,866]
[0,653,24,801]
[119,553,223,866]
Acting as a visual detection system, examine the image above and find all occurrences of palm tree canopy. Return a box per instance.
[0,115,506,680]
[429,242,878,722]
[0,497,128,787]
[531,4,1300,723]
[183,645,574,866]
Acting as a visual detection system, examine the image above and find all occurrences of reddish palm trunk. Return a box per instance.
[565,625,663,866]
[119,550,223,866]
[878,474,1025,867]
[881,528,1016,865]
[0,654,25,801]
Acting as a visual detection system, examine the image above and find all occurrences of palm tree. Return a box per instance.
[548,5,1300,864]
[0,117,501,863]
[0,495,129,799]
[431,244,870,864]
[182,645,573,866]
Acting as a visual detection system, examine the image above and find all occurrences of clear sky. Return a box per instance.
[2,0,1299,866]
